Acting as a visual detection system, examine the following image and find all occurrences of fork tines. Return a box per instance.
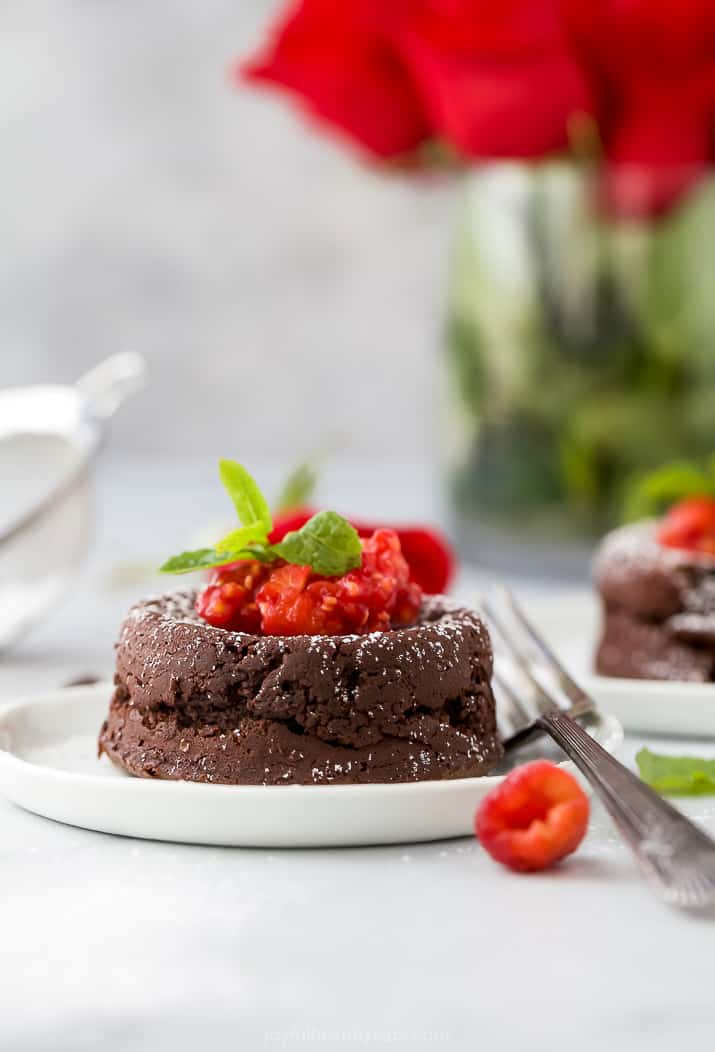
[481,591,596,734]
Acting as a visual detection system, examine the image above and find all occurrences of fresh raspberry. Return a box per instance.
[368,525,455,595]
[393,578,423,625]
[195,560,270,633]
[475,761,590,873]
[335,529,420,632]
[656,497,715,554]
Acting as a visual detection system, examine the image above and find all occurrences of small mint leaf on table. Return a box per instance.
[636,748,715,795]
[218,460,273,534]
[272,510,362,576]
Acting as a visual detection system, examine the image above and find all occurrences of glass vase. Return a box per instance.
[445,163,715,576]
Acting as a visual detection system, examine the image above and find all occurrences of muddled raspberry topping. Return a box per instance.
[269,507,455,594]
[195,528,422,636]
[194,559,271,634]
[656,496,715,554]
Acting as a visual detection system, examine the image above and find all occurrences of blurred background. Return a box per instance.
[1,1,452,467]
[4,0,715,656]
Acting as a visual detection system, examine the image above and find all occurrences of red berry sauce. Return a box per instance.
[195,528,422,636]
[194,560,270,634]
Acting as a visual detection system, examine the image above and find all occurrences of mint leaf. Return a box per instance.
[215,522,270,554]
[159,548,253,575]
[233,543,276,564]
[274,460,319,515]
[218,460,272,534]
[160,463,361,578]
[271,510,362,576]
[623,460,715,522]
[636,748,715,795]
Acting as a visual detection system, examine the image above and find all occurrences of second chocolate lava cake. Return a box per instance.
[594,522,715,681]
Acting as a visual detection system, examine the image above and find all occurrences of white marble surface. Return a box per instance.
[2,458,715,1051]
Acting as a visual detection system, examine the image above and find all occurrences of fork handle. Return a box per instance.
[538,709,715,900]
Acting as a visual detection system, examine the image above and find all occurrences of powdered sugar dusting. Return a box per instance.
[123,590,492,676]
[106,590,500,785]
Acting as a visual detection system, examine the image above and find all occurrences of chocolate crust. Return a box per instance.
[98,592,502,785]
[594,522,715,681]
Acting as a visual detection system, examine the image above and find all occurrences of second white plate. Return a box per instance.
[519,590,715,737]
[0,684,623,848]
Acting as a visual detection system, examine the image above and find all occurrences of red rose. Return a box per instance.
[399,0,592,159]
[242,0,715,217]
[240,0,591,162]
[562,0,715,216]
[240,0,431,158]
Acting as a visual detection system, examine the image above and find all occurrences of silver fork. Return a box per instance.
[482,588,715,911]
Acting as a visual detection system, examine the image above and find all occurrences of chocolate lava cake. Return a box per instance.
[594,522,715,681]
[98,592,502,785]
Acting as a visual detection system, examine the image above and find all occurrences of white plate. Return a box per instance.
[519,590,715,737]
[0,684,623,848]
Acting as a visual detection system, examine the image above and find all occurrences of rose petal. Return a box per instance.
[601,99,713,217]
[562,0,715,215]
[403,48,592,157]
[240,0,430,158]
[400,0,593,158]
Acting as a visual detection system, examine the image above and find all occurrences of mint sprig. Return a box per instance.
[218,459,272,535]
[272,510,361,575]
[215,522,271,554]
[159,547,254,575]
[636,748,715,796]
[160,461,362,577]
